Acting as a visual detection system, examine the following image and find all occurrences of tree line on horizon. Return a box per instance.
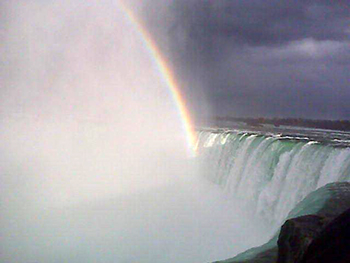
[214,116,350,132]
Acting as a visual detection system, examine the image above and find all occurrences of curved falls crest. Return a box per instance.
[197,129,350,227]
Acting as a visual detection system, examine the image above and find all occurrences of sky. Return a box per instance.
[1,0,349,121]
[140,0,350,120]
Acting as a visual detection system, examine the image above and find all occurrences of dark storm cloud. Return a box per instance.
[168,0,349,47]
[141,0,350,120]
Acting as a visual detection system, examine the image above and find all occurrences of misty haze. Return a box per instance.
[1,1,350,263]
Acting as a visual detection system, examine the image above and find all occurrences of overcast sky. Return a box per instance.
[1,0,349,121]
[141,0,350,120]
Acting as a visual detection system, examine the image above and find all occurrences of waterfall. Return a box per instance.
[197,129,350,227]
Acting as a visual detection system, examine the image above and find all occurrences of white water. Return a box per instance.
[0,120,272,262]
[0,1,270,262]
[197,130,350,227]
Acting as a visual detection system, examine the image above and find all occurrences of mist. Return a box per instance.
[1,1,271,262]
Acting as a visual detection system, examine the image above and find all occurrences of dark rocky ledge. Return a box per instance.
[298,207,350,263]
[213,182,350,263]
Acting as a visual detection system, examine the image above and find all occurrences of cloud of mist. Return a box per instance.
[1,0,191,203]
[0,1,271,262]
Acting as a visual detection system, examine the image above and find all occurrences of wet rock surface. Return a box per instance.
[277,215,329,263]
[299,207,350,263]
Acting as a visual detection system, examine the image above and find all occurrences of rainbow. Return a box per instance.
[118,1,197,155]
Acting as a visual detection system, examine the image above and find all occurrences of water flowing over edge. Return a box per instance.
[197,129,350,228]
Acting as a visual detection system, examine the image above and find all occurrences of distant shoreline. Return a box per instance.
[214,117,350,132]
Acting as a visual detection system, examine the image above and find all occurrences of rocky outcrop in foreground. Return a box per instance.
[214,182,350,263]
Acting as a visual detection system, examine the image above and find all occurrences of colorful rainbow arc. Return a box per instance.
[118,1,197,155]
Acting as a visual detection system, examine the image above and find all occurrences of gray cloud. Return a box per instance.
[167,0,349,48]
[141,0,350,120]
